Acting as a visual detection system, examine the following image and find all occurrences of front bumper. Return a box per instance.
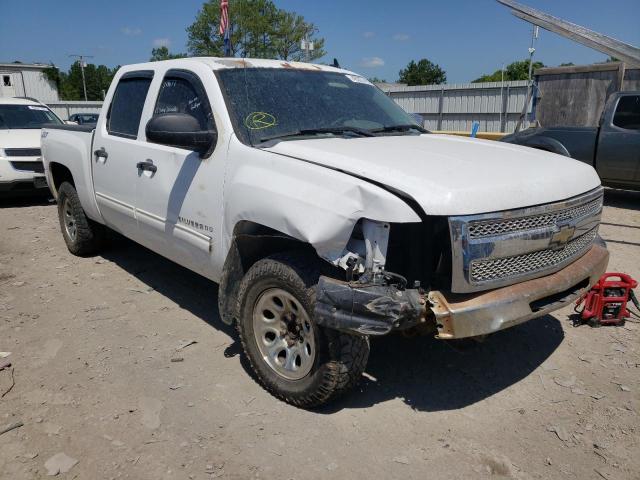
[315,242,609,339]
[0,158,47,193]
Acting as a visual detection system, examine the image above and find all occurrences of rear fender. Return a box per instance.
[42,127,103,223]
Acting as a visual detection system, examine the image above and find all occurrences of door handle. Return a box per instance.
[136,160,157,173]
[94,147,108,160]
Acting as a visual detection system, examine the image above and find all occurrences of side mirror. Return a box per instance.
[146,113,217,157]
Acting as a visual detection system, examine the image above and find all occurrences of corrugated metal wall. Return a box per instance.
[0,68,59,103]
[379,81,532,132]
[46,101,103,120]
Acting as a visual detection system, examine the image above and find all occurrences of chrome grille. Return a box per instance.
[448,188,603,293]
[469,197,603,238]
[4,148,41,157]
[470,228,598,283]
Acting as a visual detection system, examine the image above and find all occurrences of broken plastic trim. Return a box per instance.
[314,276,427,335]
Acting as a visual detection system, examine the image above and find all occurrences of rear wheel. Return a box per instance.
[57,182,105,256]
[236,253,370,408]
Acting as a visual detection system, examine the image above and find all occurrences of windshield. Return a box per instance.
[216,68,422,145]
[0,104,62,129]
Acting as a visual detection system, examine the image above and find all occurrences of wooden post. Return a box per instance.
[501,85,510,133]
[437,86,444,131]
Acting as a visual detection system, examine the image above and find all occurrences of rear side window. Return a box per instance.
[613,95,640,130]
[107,74,153,138]
[153,72,214,130]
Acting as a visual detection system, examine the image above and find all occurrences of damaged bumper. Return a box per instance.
[314,243,609,339]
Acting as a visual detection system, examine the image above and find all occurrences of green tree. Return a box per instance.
[186,0,325,60]
[398,59,446,86]
[43,63,117,100]
[367,77,386,83]
[472,59,545,83]
[271,10,325,61]
[559,62,575,67]
[150,46,188,61]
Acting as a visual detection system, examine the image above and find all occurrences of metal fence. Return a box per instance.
[379,81,532,133]
[46,101,103,121]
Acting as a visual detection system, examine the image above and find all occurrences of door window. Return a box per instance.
[613,95,640,130]
[153,72,214,132]
[107,73,153,139]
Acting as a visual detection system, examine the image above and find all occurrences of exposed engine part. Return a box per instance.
[362,219,390,277]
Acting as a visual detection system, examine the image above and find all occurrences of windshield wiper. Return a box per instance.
[258,126,376,144]
[370,124,428,134]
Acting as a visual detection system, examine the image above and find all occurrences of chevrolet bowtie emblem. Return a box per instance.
[549,225,575,248]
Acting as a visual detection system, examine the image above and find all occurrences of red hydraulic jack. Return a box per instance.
[575,273,639,327]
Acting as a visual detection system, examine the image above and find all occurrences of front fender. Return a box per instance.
[502,132,570,157]
[223,138,420,264]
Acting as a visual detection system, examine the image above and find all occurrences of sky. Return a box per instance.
[1,0,639,83]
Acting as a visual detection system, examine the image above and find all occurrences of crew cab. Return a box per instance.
[42,58,609,407]
[502,92,640,191]
[0,97,62,195]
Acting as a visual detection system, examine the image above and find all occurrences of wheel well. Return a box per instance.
[217,221,317,325]
[49,162,75,195]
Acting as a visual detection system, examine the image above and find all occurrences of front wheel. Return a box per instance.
[236,253,370,408]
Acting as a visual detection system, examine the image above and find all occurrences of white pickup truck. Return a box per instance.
[42,58,608,407]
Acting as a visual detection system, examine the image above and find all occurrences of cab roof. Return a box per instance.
[119,57,357,76]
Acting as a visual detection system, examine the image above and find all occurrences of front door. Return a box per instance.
[133,69,222,279]
[92,71,154,239]
[596,94,640,186]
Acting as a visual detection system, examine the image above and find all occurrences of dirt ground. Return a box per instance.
[0,189,639,480]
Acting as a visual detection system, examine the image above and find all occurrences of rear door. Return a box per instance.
[92,71,153,238]
[132,67,223,279]
[596,94,640,186]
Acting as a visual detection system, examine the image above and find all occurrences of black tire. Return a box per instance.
[236,252,370,408]
[57,181,105,256]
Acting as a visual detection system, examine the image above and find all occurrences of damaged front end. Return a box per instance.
[314,210,609,339]
[315,217,449,336]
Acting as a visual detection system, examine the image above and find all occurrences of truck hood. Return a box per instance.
[265,133,601,215]
[0,129,43,151]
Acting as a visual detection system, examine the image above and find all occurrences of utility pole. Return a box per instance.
[69,54,94,101]
[527,25,539,87]
[515,26,538,132]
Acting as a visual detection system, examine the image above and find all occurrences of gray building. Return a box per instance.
[0,62,60,103]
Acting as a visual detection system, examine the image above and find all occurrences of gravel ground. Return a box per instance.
[0,188,638,480]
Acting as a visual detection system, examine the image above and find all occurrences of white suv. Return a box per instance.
[0,97,63,195]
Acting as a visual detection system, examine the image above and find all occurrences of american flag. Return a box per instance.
[219,0,229,36]
[220,0,231,56]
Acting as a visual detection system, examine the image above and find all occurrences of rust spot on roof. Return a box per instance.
[216,58,253,68]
